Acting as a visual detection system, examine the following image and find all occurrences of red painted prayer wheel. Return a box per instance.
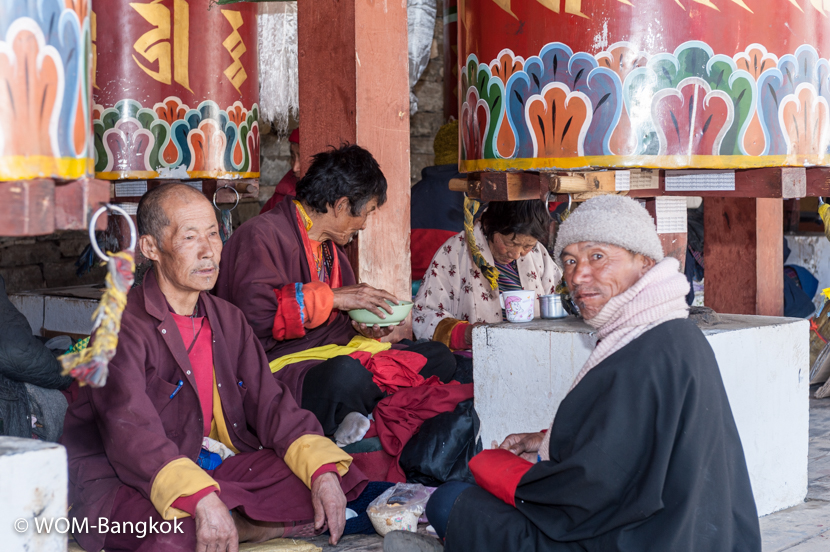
[0,0,93,181]
[92,0,259,180]
[459,0,830,172]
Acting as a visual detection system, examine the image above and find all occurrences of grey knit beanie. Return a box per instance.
[553,195,664,265]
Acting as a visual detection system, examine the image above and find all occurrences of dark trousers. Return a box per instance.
[301,341,457,435]
[426,480,474,539]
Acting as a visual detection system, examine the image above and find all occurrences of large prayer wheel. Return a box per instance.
[0,0,93,181]
[93,0,259,180]
[459,0,830,171]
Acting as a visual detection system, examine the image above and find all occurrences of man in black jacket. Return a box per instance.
[386,196,760,552]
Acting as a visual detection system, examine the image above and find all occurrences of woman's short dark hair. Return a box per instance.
[295,144,387,216]
[480,200,550,243]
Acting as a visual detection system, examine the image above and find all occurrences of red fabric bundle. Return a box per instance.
[373,383,474,481]
[349,349,428,393]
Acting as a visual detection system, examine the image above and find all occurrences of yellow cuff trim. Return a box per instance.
[433,318,465,349]
[269,335,392,373]
[284,434,353,489]
[150,458,220,520]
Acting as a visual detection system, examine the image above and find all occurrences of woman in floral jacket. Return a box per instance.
[413,200,561,350]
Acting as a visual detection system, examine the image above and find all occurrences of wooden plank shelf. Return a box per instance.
[0,179,109,237]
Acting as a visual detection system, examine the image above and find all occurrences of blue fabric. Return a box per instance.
[295,282,305,324]
[789,265,819,299]
[426,481,475,539]
[411,165,466,231]
[196,448,223,470]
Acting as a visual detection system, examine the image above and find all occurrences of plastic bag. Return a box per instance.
[366,483,431,536]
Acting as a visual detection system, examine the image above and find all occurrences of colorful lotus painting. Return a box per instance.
[93,0,259,179]
[0,0,93,180]
[460,0,830,171]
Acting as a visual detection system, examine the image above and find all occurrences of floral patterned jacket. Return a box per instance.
[412,221,561,344]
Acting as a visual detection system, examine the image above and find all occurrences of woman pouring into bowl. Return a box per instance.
[413,200,562,351]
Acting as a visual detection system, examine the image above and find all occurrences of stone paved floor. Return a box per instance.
[759,394,830,551]
[68,394,830,552]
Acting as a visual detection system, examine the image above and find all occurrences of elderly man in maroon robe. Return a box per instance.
[62,184,367,552]
[216,144,457,445]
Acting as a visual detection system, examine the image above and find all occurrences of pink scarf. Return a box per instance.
[539,258,690,461]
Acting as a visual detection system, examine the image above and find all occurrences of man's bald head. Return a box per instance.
[137,183,209,248]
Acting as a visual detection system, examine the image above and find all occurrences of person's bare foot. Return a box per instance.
[233,511,285,543]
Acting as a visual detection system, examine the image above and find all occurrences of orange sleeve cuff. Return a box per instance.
[302,281,334,329]
[450,322,471,350]
[433,318,466,349]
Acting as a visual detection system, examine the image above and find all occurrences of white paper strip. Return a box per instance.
[655,197,688,234]
[631,169,660,190]
[615,170,631,191]
[110,203,139,216]
[114,181,148,197]
[665,170,735,192]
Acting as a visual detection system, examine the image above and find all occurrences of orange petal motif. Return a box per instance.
[489,49,524,86]
[526,84,591,158]
[188,120,227,172]
[0,22,62,157]
[596,43,648,83]
[780,84,830,156]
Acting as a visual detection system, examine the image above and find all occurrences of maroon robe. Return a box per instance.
[62,269,366,552]
[215,199,357,399]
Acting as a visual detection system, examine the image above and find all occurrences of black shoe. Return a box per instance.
[383,530,444,552]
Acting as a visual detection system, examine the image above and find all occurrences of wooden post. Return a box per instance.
[299,0,411,338]
[703,197,784,316]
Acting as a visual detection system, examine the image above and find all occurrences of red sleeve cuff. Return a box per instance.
[469,449,533,507]
[171,487,217,516]
[272,285,306,341]
[311,463,340,486]
[449,322,471,350]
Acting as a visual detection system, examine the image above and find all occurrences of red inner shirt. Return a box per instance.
[171,313,214,436]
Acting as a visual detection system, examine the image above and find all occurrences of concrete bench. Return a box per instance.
[473,315,809,516]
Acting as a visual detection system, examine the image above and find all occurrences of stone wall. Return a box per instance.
[0,234,107,294]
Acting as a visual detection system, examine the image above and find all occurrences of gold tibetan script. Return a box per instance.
[493,0,830,17]
[221,10,248,93]
[130,0,192,91]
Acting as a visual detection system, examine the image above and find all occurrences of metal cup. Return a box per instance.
[540,294,567,319]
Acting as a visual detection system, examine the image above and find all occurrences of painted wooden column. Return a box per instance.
[298,0,412,337]
[704,197,784,316]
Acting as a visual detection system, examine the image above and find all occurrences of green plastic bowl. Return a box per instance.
[348,300,414,327]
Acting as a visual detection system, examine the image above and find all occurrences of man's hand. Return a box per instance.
[194,492,238,552]
[352,320,405,340]
[332,284,399,317]
[498,432,545,462]
[311,472,347,546]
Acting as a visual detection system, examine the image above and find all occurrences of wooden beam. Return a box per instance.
[806,167,830,197]
[0,180,55,236]
[480,172,544,201]
[448,177,482,199]
[703,197,784,316]
[54,179,109,231]
[299,0,411,339]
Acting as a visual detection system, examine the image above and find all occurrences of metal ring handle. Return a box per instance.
[545,191,555,218]
[213,185,240,211]
[545,192,574,219]
[89,204,137,262]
